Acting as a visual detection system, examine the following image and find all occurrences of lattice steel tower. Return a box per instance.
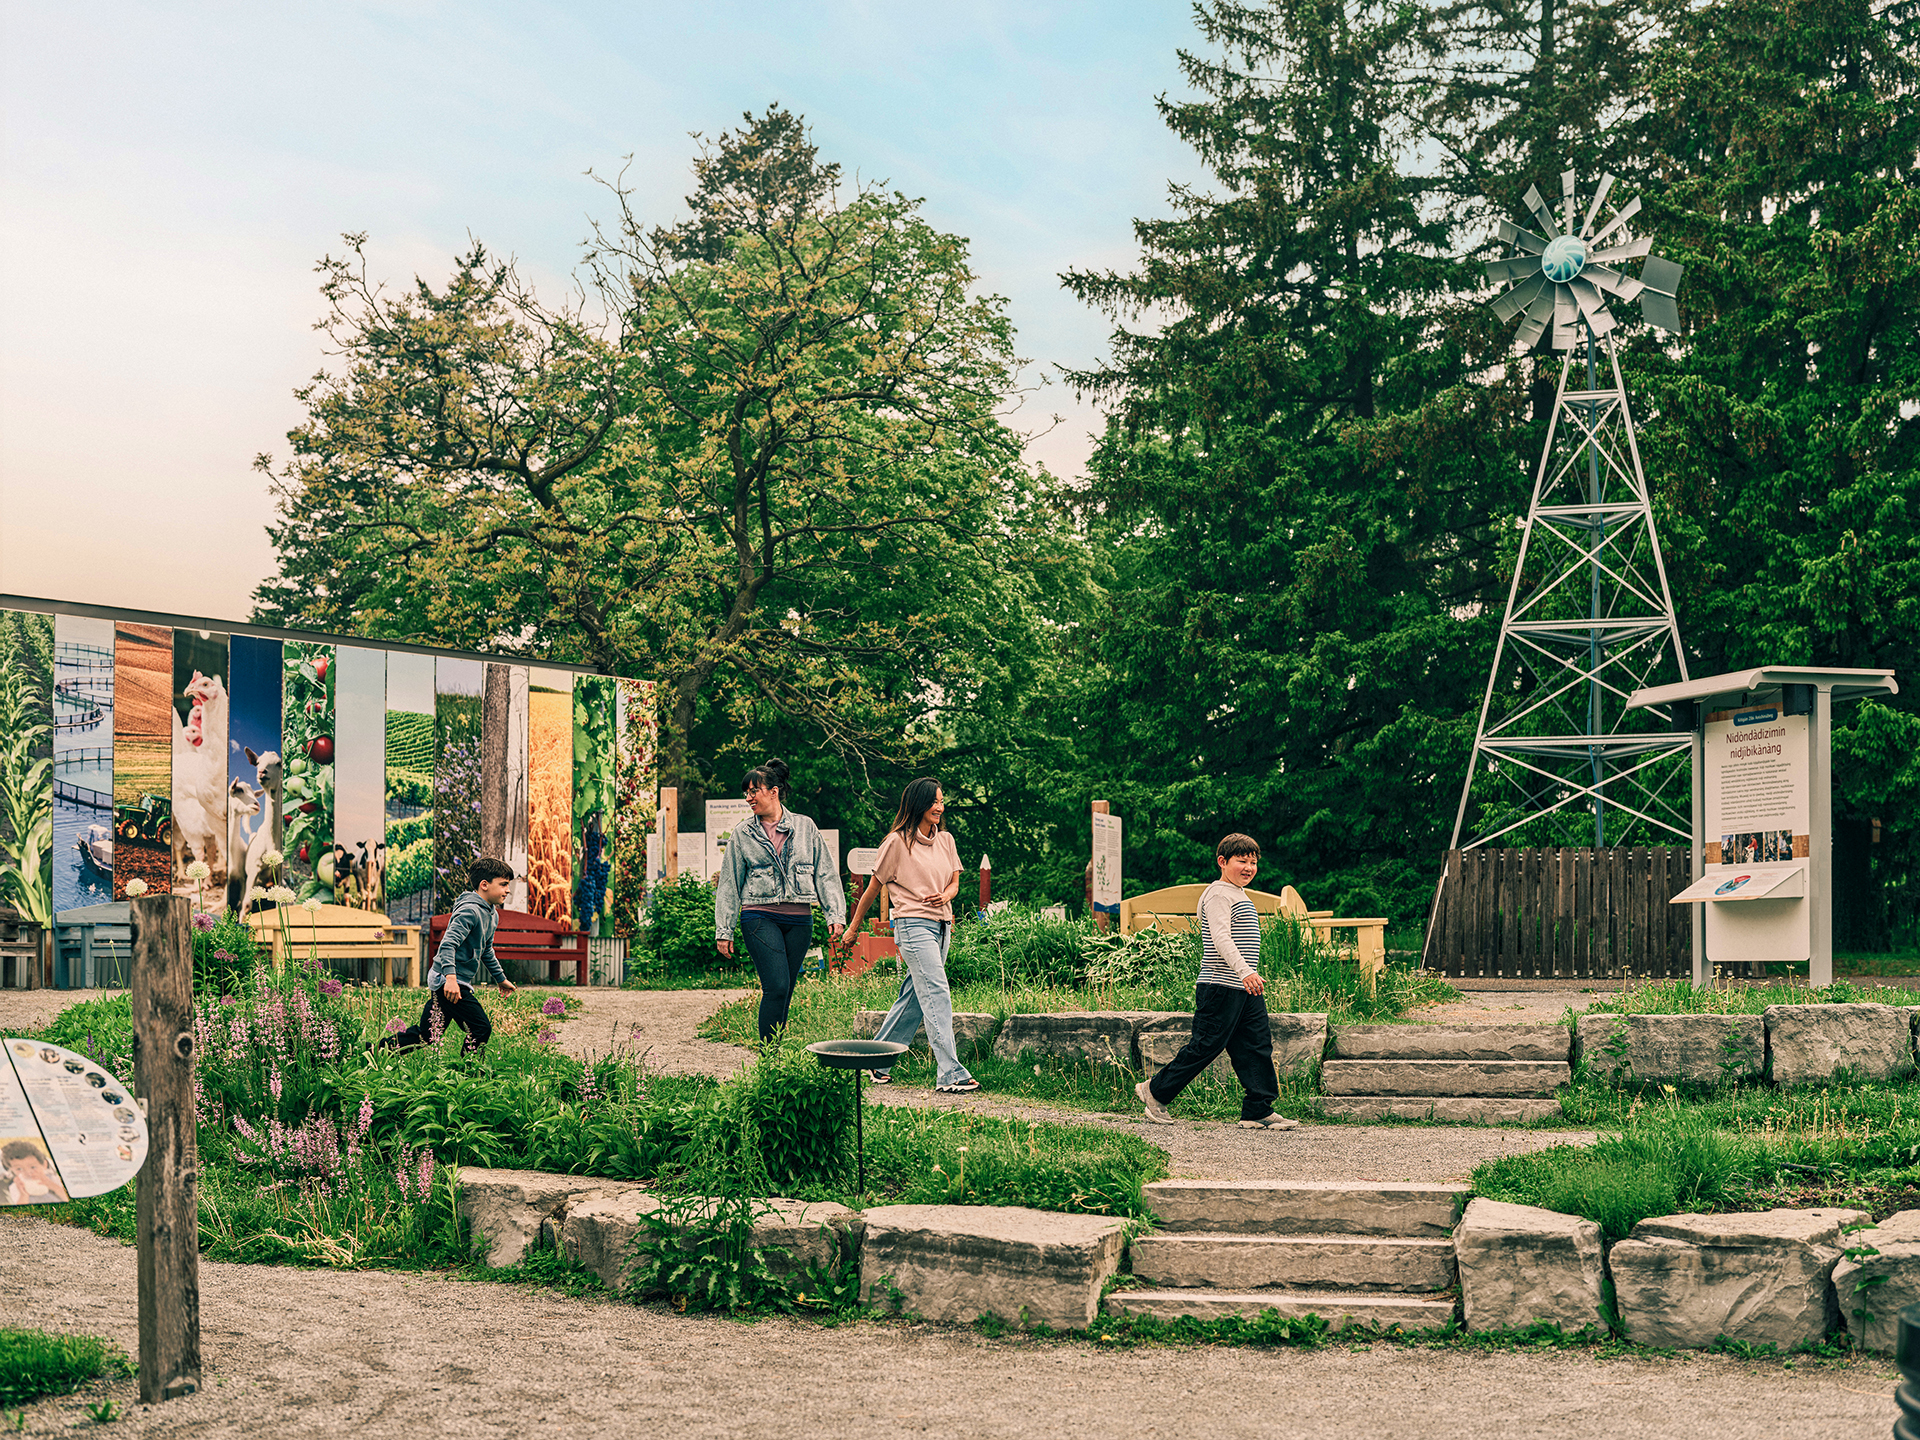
[1449,170,1693,851]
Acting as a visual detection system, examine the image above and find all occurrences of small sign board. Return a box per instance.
[678,833,710,884]
[1091,813,1123,916]
[706,799,754,876]
[1,1037,148,1205]
[848,846,881,875]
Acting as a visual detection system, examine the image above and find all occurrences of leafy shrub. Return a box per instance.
[622,1190,805,1313]
[948,908,1098,988]
[633,875,741,975]
[0,1330,133,1405]
[685,1034,850,1190]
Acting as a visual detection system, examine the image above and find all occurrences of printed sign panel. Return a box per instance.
[2,1037,147,1203]
[706,799,753,876]
[847,846,881,875]
[52,614,114,916]
[1704,707,1809,865]
[1091,812,1123,915]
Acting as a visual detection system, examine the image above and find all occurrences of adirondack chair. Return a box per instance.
[427,907,589,986]
[1118,883,1388,989]
[248,903,423,987]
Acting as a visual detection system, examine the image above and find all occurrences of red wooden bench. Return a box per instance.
[428,906,588,986]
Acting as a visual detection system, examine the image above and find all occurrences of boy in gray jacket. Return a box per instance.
[383,858,518,1053]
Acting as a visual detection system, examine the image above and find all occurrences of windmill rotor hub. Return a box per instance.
[1541,235,1587,284]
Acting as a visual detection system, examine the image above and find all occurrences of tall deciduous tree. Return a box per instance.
[256,108,1057,803]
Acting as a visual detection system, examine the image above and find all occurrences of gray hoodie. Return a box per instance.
[428,892,508,991]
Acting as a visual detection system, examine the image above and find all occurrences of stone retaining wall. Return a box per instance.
[843,1002,1920,1091]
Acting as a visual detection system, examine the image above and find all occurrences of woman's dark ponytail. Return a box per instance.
[744,758,792,804]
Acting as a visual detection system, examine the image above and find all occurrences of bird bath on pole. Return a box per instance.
[806,1039,909,1193]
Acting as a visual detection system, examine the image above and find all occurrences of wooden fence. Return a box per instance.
[1426,846,1693,978]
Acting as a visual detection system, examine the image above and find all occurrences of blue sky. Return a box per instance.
[0,1,1208,619]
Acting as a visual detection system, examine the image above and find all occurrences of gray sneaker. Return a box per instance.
[1237,1112,1300,1131]
[1135,1080,1175,1125]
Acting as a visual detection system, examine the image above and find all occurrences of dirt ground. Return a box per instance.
[0,1218,1897,1440]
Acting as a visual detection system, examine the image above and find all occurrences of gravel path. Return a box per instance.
[0,1217,1893,1440]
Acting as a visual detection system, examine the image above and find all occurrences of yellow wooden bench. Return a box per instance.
[248,903,423,987]
[1118,883,1387,989]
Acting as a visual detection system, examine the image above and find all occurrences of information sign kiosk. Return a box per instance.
[1627,667,1898,987]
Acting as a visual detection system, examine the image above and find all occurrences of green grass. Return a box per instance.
[1578,976,1920,1016]
[1482,1078,1920,1235]
[0,1330,133,1406]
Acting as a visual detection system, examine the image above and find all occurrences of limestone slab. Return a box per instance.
[456,1166,638,1268]
[1104,1288,1456,1330]
[1317,1096,1563,1124]
[1767,1003,1916,1085]
[1136,1011,1326,1082]
[1320,1059,1569,1097]
[853,1010,1000,1050]
[1130,1233,1455,1293]
[564,1193,861,1293]
[991,1011,1150,1069]
[1830,1208,1920,1353]
[1575,1013,1764,1085]
[858,1203,1126,1330]
[1610,1207,1868,1350]
[1332,1023,1570,1063]
[1453,1197,1606,1333]
[1144,1179,1468,1237]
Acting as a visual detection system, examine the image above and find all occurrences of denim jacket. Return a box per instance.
[713,809,847,938]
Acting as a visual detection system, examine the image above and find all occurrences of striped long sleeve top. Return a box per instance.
[1197,879,1261,989]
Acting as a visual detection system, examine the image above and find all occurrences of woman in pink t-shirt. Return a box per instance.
[844,777,979,1093]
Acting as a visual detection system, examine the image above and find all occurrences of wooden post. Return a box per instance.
[978,853,991,914]
[1091,800,1111,932]
[131,894,200,1404]
[659,787,679,881]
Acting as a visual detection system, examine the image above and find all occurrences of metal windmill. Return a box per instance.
[1448,169,1693,853]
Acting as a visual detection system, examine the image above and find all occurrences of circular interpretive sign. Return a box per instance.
[1714,874,1754,896]
[847,847,882,876]
[1,1037,148,1205]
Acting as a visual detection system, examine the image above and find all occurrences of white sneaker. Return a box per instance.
[1237,1113,1299,1131]
[1135,1080,1175,1125]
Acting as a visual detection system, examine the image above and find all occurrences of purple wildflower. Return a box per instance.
[221,994,236,1007]
[537,1027,557,1045]
[192,911,216,932]
[541,996,566,1017]
[417,1149,435,1197]
[384,1017,406,1035]
[319,979,344,998]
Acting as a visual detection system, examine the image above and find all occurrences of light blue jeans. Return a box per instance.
[873,918,973,1088]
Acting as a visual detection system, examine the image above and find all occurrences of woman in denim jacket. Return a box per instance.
[714,758,848,1039]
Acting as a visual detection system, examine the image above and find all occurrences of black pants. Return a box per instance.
[1147,984,1278,1121]
[384,986,493,1054]
[741,911,812,1040]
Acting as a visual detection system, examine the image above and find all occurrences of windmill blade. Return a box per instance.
[1588,236,1654,264]
[1561,170,1579,233]
[1588,195,1643,247]
[1569,278,1620,337]
[1638,253,1686,331]
[1496,218,1549,254]
[1580,174,1617,237]
[1515,285,1556,348]
[1486,255,1540,284]
[1585,263,1645,303]
[1552,285,1580,347]
[1492,274,1547,322]
[1522,184,1561,236]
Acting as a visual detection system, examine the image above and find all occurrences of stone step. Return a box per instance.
[1144,1180,1468,1237]
[1319,1096,1564,1124]
[1105,1288,1458,1331]
[1131,1233,1456,1293]
[1332,1022,1570,1063]
[1321,1059,1570,1097]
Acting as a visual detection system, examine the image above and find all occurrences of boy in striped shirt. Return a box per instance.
[1135,834,1297,1130]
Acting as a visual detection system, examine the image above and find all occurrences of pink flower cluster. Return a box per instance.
[541,996,567,1017]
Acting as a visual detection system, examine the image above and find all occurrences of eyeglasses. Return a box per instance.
[744,785,768,796]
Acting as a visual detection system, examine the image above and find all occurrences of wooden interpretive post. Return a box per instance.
[131,894,200,1403]
[660,787,679,881]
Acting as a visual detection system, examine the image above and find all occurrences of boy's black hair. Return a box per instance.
[468,857,515,888]
[1215,833,1261,861]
